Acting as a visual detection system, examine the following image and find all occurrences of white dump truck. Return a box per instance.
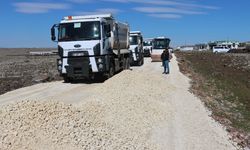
[151,37,171,62]
[51,14,130,82]
[143,38,153,57]
[129,31,144,66]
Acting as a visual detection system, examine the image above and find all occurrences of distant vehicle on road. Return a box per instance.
[151,37,171,62]
[213,46,230,53]
[143,39,153,57]
[129,31,144,66]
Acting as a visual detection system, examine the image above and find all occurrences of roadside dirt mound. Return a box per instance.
[0,100,155,150]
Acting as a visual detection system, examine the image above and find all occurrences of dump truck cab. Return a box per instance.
[129,31,144,66]
[51,14,130,82]
[143,38,153,57]
[151,37,171,62]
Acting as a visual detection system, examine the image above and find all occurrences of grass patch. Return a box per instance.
[175,51,250,147]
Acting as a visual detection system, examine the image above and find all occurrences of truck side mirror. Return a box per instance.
[105,25,111,33]
[106,32,111,37]
[51,24,57,41]
[104,24,111,37]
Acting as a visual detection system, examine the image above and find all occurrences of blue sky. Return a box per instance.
[0,0,250,48]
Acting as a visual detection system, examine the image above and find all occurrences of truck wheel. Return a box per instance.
[124,58,130,69]
[141,57,144,65]
[123,58,127,70]
[63,76,71,83]
[138,58,143,66]
[127,58,130,69]
[108,63,115,78]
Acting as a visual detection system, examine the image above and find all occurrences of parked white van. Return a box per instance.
[213,46,230,53]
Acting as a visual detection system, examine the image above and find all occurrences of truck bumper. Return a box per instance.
[143,49,151,57]
[65,57,90,79]
[151,54,162,62]
[58,55,109,79]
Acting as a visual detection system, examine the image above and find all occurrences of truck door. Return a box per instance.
[103,23,110,51]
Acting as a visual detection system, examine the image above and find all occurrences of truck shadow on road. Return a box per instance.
[64,69,134,84]
[65,78,106,84]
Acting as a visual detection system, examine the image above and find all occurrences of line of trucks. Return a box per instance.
[51,14,170,82]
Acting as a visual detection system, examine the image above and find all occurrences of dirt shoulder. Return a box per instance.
[175,51,250,148]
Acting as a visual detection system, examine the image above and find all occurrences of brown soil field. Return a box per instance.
[0,48,61,95]
[175,51,250,148]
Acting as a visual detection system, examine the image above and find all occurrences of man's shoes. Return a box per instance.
[162,72,170,74]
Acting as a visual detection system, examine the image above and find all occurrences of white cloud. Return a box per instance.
[101,0,217,19]
[76,8,122,15]
[97,8,123,14]
[134,7,206,15]
[67,0,92,3]
[102,0,219,10]
[138,0,219,10]
[13,2,70,14]
[148,13,182,19]
[101,0,129,3]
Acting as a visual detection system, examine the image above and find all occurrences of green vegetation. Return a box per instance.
[175,52,250,133]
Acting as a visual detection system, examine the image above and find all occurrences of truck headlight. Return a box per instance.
[58,60,62,65]
[98,58,103,63]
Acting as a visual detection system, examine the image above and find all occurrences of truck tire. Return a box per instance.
[63,76,71,83]
[124,57,130,70]
[141,57,144,65]
[122,57,127,70]
[108,62,115,78]
[138,58,143,66]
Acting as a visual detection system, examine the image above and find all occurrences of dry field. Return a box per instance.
[175,51,250,148]
[0,48,61,95]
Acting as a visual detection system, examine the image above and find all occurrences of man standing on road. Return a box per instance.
[161,49,170,74]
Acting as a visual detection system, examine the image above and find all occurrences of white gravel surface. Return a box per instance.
[0,55,238,150]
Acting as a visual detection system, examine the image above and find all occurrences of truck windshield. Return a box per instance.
[153,39,170,49]
[129,36,138,45]
[143,41,152,46]
[59,21,100,41]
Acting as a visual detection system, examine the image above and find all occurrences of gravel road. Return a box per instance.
[0,55,238,150]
